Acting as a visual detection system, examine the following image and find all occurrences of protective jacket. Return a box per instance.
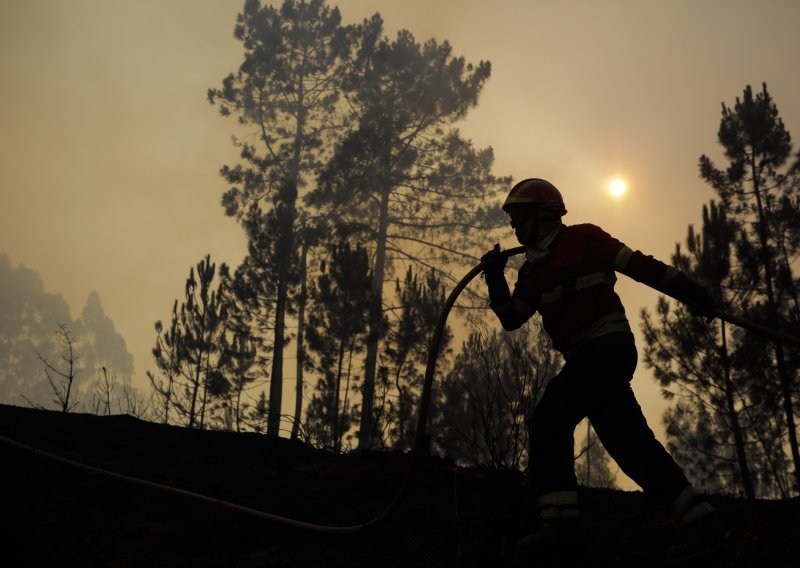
[491,223,679,354]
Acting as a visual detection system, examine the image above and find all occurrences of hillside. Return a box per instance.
[1,404,798,567]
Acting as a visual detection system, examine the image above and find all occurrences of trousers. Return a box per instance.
[527,338,689,506]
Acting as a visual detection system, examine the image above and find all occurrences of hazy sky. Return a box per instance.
[2,0,800,485]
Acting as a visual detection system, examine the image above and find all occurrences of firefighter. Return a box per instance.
[481,178,721,554]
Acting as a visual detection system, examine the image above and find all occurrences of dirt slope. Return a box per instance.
[1,404,797,567]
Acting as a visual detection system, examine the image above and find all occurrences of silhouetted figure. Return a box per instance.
[481,179,722,559]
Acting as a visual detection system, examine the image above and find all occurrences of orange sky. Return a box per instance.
[2,0,800,488]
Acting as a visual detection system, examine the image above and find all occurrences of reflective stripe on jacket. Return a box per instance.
[491,223,678,354]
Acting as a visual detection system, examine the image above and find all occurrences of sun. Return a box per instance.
[609,178,627,198]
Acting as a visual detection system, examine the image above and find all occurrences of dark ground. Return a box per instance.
[1,404,798,567]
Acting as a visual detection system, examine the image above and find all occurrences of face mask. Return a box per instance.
[520,218,562,263]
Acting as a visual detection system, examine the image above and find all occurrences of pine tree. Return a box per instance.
[149,300,183,424]
[698,83,800,492]
[209,0,357,436]
[182,256,228,428]
[290,218,326,440]
[304,240,372,450]
[151,256,229,429]
[309,21,509,449]
[214,252,272,432]
[641,201,765,496]
[223,326,259,433]
[225,209,280,396]
[79,291,134,380]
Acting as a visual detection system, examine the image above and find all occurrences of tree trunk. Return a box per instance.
[291,241,309,441]
[266,62,307,436]
[358,182,391,450]
[333,337,346,453]
[341,337,357,435]
[267,88,305,437]
[751,161,800,492]
[63,332,75,413]
[188,329,206,429]
[720,320,755,498]
[199,348,211,430]
[164,372,173,425]
[188,281,210,429]
[235,381,244,433]
[268,254,290,436]
[393,357,407,448]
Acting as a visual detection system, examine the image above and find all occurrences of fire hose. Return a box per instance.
[1,245,799,533]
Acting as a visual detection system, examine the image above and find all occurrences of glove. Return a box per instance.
[481,244,511,307]
[481,244,507,277]
[671,272,718,321]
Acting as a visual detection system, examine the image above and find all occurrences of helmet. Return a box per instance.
[502,178,566,215]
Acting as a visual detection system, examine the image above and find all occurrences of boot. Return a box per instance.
[514,491,584,564]
[666,487,726,557]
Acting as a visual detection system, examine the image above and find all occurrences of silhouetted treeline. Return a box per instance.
[641,84,800,498]
[0,254,141,414]
[150,0,509,446]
